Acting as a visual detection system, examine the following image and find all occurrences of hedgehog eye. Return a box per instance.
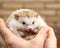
[32,21,34,24]
[22,22,26,25]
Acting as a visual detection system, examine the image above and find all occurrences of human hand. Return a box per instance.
[44,27,57,48]
[0,18,57,48]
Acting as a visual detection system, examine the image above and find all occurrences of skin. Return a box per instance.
[0,18,57,48]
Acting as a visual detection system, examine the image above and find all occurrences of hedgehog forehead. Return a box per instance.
[18,17,37,24]
[19,17,37,20]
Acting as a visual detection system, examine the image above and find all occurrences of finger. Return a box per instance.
[0,18,26,44]
[44,27,57,48]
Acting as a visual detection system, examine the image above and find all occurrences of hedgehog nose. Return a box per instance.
[29,28,32,31]
[27,28,33,32]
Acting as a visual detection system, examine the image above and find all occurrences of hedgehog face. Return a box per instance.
[17,17,39,33]
[12,9,40,33]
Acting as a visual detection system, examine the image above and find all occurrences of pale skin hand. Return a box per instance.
[0,18,57,48]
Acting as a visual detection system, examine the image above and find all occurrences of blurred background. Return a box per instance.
[0,0,60,48]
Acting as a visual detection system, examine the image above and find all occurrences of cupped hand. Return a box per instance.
[0,18,57,48]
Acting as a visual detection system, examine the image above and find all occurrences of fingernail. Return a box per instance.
[42,28,48,33]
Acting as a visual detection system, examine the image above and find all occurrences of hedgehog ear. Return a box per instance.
[35,14,39,18]
[14,14,19,20]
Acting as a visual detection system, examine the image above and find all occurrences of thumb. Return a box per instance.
[35,27,48,44]
[36,27,48,39]
[0,18,16,39]
[0,18,25,43]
